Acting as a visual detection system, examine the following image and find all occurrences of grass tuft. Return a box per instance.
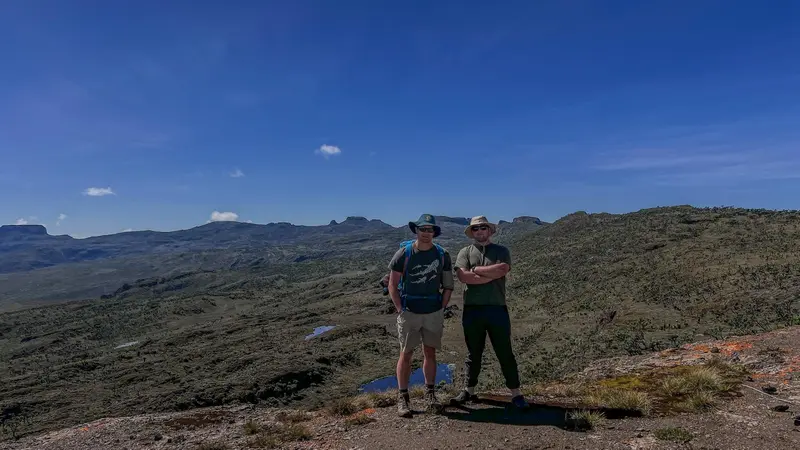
[409,386,426,399]
[567,409,606,431]
[365,391,398,408]
[243,419,261,435]
[275,410,312,423]
[656,360,742,412]
[654,426,694,443]
[245,434,279,449]
[277,423,312,441]
[325,397,359,416]
[585,388,653,416]
[678,391,717,412]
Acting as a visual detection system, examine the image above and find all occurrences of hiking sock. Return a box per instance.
[425,384,435,393]
[400,388,409,396]
[510,388,522,398]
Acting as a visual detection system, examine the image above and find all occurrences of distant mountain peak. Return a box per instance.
[0,224,49,237]
[329,220,338,226]
[498,216,545,226]
[435,216,469,226]
[343,216,368,222]
[512,216,543,225]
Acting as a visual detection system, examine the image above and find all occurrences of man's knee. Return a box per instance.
[422,345,437,358]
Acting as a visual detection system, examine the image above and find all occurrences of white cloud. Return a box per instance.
[56,213,67,226]
[315,144,342,159]
[83,187,115,196]
[15,218,28,225]
[246,220,253,223]
[122,228,134,232]
[210,211,239,222]
[229,168,245,178]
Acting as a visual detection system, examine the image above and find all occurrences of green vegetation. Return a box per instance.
[536,358,746,416]
[243,422,314,449]
[508,206,800,385]
[1,205,798,441]
[325,398,360,417]
[585,388,653,416]
[274,410,312,423]
[654,426,694,443]
[243,420,261,435]
[567,410,607,431]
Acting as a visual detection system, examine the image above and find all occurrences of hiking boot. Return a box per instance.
[449,389,478,406]
[397,393,412,418]
[424,389,443,413]
[511,394,529,410]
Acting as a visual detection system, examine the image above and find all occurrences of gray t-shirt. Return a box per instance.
[389,243,454,313]
[455,243,511,307]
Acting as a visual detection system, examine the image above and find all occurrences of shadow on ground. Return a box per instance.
[442,396,643,431]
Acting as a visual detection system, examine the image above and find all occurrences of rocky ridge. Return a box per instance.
[6,326,800,450]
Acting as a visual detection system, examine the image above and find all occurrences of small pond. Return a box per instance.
[304,325,336,340]
[359,363,456,393]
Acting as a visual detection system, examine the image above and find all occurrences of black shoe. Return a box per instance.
[511,394,529,410]
[449,389,478,406]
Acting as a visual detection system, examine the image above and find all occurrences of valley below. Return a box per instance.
[2,206,800,446]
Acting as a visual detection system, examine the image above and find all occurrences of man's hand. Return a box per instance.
[442,289,453,308]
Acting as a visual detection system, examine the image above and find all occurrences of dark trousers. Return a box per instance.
[462,305,521,389]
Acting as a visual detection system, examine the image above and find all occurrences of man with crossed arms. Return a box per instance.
[449,215,529,409]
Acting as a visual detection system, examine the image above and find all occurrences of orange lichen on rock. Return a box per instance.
[681,340,753,357]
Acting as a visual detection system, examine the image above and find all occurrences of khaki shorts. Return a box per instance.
[397,309,444,352]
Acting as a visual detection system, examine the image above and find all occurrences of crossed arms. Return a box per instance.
[456,262,510,285]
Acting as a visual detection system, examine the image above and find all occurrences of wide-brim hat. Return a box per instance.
[464,215,497,239]
[408,213,441,237]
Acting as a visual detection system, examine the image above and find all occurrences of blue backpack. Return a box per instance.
[395,239,446,311]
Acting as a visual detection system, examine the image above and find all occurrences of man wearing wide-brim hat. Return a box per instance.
[387,214,454,417]
[450,215,529,409]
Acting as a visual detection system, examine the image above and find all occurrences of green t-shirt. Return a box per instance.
[454,243,511,306]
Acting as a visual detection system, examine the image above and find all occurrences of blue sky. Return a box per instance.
[1,1,799,237]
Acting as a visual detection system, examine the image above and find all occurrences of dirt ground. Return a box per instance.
[5,326,800,450]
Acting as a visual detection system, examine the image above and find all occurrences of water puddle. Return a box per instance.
[115,341,139,349]
[359,363,455,393]
[304,325,336,340]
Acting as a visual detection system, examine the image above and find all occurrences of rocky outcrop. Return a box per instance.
[435,216,470,226]
[0,224,50,238]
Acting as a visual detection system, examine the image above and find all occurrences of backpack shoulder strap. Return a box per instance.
[434,243,445,270]
[401,241,413,280]
[399,241,414,311]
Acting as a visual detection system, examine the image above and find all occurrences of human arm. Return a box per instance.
[388,270,403,313]
[387,248,406,313]
[472,263,509,279]
[472,246,511,279]
[456,267,495,284]
[441,252,454,307]
[453,246,494,285]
